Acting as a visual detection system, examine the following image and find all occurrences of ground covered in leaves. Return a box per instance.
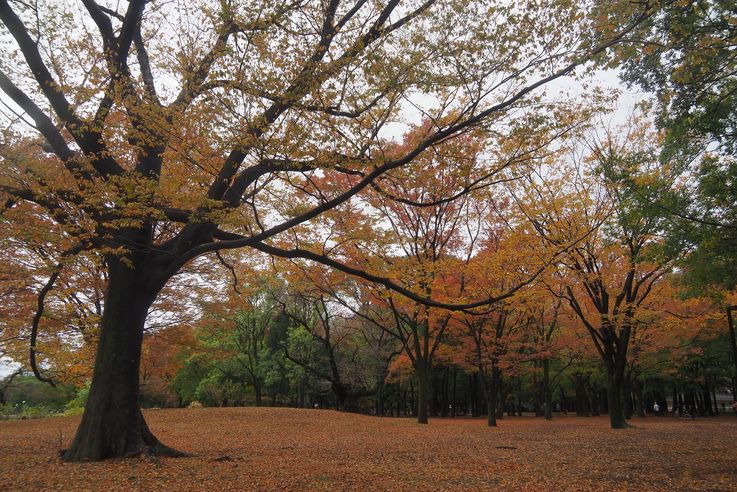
[1,408,736,491]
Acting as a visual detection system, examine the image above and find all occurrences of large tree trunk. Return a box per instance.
[480,368,500,427]
[606,364,628,429]
[62,258,184,462]
[332,381,348,411]
[416,363,430,424]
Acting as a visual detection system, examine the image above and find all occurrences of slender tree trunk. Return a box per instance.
[686,391,695,413]
[299,378,306,409]
[574,375,590,417]
[254,382,262,407]
[516,378,523,416]
[726,307,737,403]
[451,369,457,417]
[599,388,607,415]
[543,358,553,420]
[480,368,501,427]
[484,391,496,427]
[623,374,634,420]
[671,387,677,414]
[62,259,183,462]
[416,363,430,424]
[480,371,497,427]
[470,373,478,417]
[409,380,416,417]
[533,365,542,417]
[702,378,713,416]
[440,367,449,417]
[377,382,385,417]
[633,378,645,418]
[590,392,600,417]
[559,387,567,414]
[496,372,505,420]
[332,382,347,411]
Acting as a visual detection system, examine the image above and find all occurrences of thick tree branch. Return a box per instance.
[194,1,657,261]
[81,0,116,60]
[117,0,146,67]
[247,240,546,312]
[0,70,75,162]
[0,1,83,127]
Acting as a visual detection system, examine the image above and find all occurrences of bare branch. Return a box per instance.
[29,242,87,387]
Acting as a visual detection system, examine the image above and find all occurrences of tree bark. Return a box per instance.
[624,374,633,420]
[574,374,590,417]
[543,358,553,420]
[606,364,628,429]
[416,363,430,424]
[496,372,505,420]
[470,373,478,417]
[332,382,348,411]
[254,382,262,407]
[516,377,523,416]
[671,387,678,414]
[62,258,184,461]
[533,366,542,417]
[480,368,500,427]
[633,378,645,418]
[440,367,449,417]
[702,378,714,416]
[726,307,737,403]
[376,381,385,417]
[451,369,457,417]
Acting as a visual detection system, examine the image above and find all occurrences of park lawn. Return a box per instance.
[1,408,735,491]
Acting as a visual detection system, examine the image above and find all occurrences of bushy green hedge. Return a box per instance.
[0,402,60,420]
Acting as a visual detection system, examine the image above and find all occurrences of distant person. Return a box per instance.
[653,402,660,415]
